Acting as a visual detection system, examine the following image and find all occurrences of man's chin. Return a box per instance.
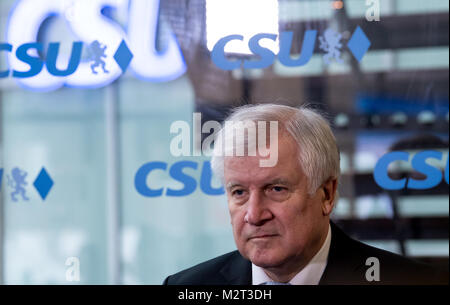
[247,250,283,268]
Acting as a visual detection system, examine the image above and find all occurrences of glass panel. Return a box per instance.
[1,89,107,284]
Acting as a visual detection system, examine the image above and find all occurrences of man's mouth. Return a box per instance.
[249,234,278,240]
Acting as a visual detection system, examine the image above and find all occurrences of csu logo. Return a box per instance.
[135,161,224,197]
[211,26,371,70]
[1,39,132,77]
[374,150,449,190]
[1,0,186,91]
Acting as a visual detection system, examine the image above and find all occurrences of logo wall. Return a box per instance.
[1,0,186,91]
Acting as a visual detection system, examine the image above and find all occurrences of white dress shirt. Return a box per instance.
[252,224,332,285]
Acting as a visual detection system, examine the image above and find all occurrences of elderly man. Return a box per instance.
[164,104,442,285]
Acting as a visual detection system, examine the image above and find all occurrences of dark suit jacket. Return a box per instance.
[163,222,447,285]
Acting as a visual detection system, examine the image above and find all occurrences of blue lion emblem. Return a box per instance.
[319,28,344,65]
[6,167,29,202]
[87,40,110,74]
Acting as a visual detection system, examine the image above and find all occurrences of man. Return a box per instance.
[164,104,445,285]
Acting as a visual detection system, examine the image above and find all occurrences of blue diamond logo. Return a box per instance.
[113,40,133,73]
[347,26,371,62]
[33,167,54,201]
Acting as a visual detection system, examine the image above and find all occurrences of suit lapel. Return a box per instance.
[220,251,252,285]
[319,222,366,284]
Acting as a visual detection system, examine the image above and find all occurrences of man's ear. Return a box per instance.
[321,178,338,216]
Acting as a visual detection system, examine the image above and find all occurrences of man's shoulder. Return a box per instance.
[163,251,250,285]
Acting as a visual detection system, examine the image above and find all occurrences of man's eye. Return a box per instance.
[271,186,286,192]
[232,189,245,196]
[266,186,289,201]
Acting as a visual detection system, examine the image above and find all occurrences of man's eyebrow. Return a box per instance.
[226,182,242,190]
[226,179,291,190]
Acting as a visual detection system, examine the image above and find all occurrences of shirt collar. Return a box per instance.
[252,223,332,285]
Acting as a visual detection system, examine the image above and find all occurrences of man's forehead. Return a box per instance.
[224,136,298,166]
[224,132,297,159]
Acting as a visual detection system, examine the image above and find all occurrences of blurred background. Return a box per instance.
[0,0,448,284]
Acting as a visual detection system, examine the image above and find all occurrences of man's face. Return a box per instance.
[224,133,331,270]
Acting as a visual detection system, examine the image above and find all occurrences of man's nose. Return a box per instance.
[245,191,273,226]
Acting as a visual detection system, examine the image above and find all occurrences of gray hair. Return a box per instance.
[210,104,340,195]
